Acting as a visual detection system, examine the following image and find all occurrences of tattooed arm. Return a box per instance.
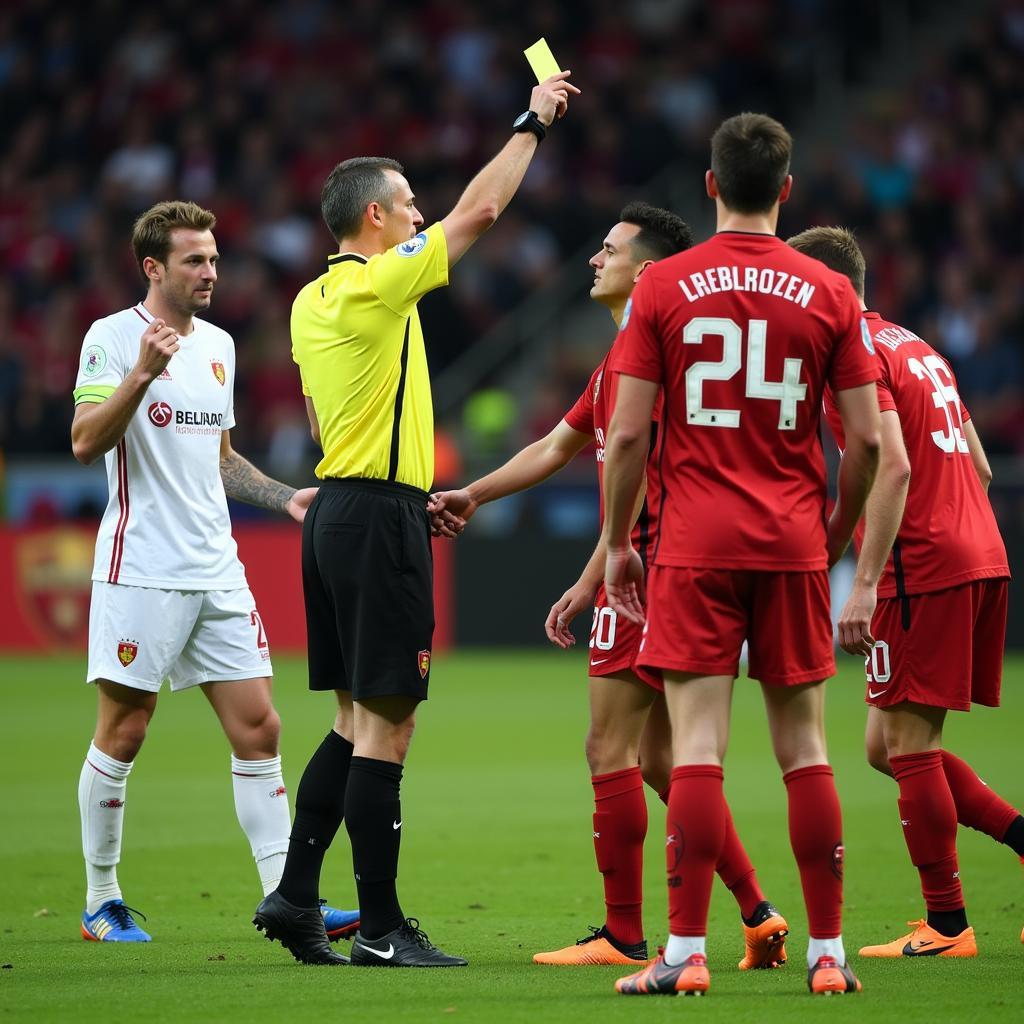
[219,431,317,523]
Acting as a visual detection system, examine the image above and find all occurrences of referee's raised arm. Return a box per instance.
[254,72,580,968]
[441,71,579,266]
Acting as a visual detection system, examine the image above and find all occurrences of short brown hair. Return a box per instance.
[321,157,404,242]
[619,202,693,260]
[786,226,866,297]
[710,113,792,215]
[131,200,216,280]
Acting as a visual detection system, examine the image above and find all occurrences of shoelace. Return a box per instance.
[106,903,147,928]
[400,917,436,950]
[575,925,604,946]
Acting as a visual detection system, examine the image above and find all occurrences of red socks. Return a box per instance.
[717,804,765,919]
[659,779,764,919]
[592,767,647,946]
[783,764,843,938]
[890,750,963,912]
[666,765,726,936]
[942,750,1020,842]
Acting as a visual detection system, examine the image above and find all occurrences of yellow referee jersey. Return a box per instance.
[291,223,449,491]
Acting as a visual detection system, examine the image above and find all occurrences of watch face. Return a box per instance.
[513,112,529,128]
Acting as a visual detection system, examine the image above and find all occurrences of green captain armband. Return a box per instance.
[74,384,117,405]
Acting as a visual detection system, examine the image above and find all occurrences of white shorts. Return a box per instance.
[86,582,273,692]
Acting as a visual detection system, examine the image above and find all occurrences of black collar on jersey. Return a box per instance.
[715,229,777,237]
[328,253,369,266]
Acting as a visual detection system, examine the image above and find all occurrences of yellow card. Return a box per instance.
[524,38,562,83]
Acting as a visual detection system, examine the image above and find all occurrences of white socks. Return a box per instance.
[230,755,291,896]
[663,934,705,966]
[79,743,132,915]
[807,936,847,967]
[663,934,847,969]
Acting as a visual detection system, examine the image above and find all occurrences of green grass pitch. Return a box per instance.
[1,651,1021,1022]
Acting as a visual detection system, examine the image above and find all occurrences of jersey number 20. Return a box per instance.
[683,317,807,430]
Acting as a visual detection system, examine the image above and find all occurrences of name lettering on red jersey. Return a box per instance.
[679,265,816,309]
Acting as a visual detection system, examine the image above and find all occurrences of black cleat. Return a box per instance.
[350,918,468,967]
[253,890,350,965]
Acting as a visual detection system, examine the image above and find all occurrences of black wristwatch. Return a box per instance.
[512,110,546,142]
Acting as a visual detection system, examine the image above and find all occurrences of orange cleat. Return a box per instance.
[807,955,862,995]
[738,901,788,970]
[858,920,977,959]
[615,952,710,996]
[533,925,650,966]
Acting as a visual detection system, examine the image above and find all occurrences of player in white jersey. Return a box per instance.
[71,201,357,944]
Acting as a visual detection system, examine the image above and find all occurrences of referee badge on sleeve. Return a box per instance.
[396,232,428,258]
[418,649,431,678]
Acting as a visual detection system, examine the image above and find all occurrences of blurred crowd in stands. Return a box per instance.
[779,4,1024,457]
[1,0,1021,496]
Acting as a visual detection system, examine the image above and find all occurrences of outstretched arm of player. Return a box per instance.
[963,420,993,492]
[71,319,180,465]
[601,375,658,625]
[428,419,591,532]
[546,476,648,648]
[440,72,579,267]
[838,410,910,657]
[219,431,315,523]
[828,382,881,568]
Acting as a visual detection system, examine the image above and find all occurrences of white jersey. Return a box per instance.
[73,303,246,590]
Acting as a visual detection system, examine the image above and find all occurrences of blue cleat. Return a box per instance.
[81,900,151,942]
[320,899,359,942]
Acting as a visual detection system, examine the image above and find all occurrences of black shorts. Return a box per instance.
[303,478,434,701]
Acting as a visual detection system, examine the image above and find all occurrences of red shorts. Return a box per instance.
[865,578,1008,712]
[637,566,835,687]
[588,584,663,692]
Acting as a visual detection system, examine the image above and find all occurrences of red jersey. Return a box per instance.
[612,231,877,571]
[824,312,1009,598]
[565,338,663,563]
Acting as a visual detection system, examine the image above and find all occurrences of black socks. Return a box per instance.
[345,756,405,939]
[927,908,969,938]
[277,730,354,907]
[1003,815,1024,857]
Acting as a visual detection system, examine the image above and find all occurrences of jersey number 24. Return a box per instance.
[683,317,807,430]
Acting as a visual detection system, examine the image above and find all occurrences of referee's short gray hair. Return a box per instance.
[321,157,404,242]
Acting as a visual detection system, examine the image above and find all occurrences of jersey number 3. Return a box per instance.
[684,317,807,429]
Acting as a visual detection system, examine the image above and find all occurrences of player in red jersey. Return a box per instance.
[790,226,1023,958]
[429,203,787,970]
[602,114,881,997]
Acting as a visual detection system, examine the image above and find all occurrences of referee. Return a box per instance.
[254,71,579,967]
